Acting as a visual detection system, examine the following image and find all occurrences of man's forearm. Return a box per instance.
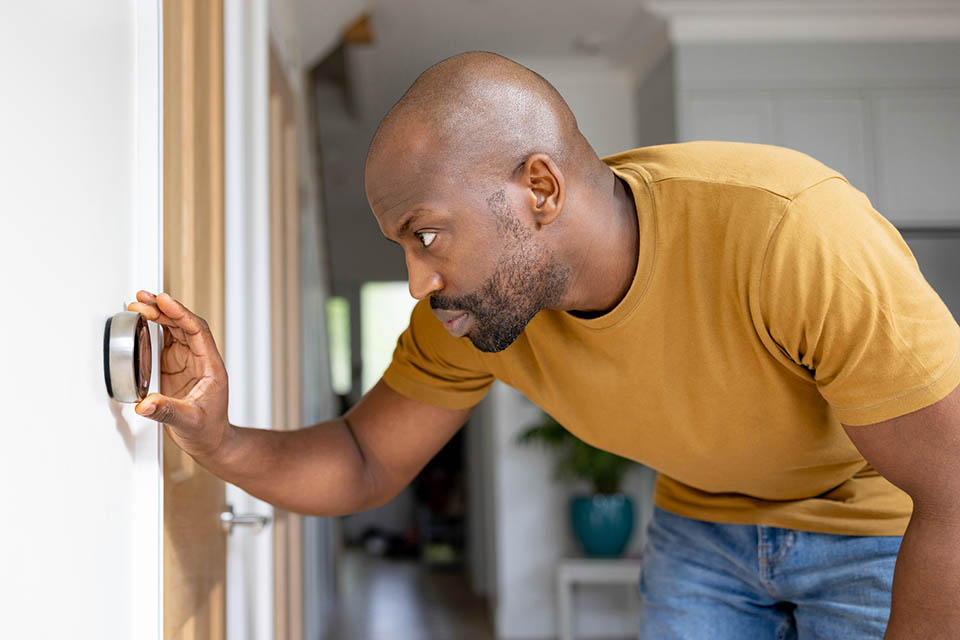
[885,508,960,638]
[192,418,381,516]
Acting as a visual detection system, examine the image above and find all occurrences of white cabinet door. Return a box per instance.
[778,96,873,197]
[0,3,162,639]
[874,92,960,223]
[679,94,776,144]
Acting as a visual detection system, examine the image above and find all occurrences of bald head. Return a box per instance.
[363,53,640,346]
[366,51,598,192]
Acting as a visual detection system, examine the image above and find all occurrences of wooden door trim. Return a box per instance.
[162,0,227,638]
[269,42,304,640]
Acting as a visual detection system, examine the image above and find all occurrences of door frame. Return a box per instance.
[133,1,164,637]
[223,1,276,638]
[162,0,228,637]
[158,3,308,637]
[269,41,305,640]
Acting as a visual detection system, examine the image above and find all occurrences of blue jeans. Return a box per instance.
[637,507,902,639]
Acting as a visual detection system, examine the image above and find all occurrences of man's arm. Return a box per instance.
[128,291,472,516]
[842,381,960,639]
[201,381,470,515]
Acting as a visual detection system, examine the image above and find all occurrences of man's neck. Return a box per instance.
[561,169,640,317]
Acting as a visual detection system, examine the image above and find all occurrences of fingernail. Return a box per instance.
[138,403,156,416]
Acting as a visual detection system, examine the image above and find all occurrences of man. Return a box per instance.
[129,52,960,638]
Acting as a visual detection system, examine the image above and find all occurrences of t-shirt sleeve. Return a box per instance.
[381,299,495,409]
[759,177,960,426]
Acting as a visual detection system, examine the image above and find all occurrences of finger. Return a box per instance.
[136,290,157,303]
[135,393,203,430]
[155,293,225,374]
[155,293,207,333]
[127,300,172,324]
[126,301,188,342]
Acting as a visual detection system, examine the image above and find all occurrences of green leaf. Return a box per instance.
[516,412,636,494]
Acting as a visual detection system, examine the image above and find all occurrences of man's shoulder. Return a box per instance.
[603,141,844,201]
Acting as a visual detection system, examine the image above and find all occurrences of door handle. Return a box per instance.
[220,505,271,534]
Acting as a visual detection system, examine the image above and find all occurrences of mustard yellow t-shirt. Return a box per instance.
[382,141,960,536]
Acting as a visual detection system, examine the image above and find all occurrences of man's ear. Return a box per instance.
[520,153,564,228]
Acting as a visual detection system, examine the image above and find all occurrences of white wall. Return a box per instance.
[635,49,676,147]
[293,0,369,68]
[0,2,162,638]
[465,401,495,597]
[674,41,960,226]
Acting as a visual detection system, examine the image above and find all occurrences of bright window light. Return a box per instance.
[325,296,352,396]
[360,281,418,394]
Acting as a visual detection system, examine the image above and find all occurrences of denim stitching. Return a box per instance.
[759,529,795,567]
[768,531,795,568]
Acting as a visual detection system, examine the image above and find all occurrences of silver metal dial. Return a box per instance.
[104,311,152,403]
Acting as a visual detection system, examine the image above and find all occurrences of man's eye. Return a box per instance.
[416,231,437,247]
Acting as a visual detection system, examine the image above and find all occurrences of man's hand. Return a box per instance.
[124,290,473,516]
[127,291,231,460]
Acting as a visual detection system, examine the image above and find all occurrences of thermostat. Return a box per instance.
[104,311,152,403]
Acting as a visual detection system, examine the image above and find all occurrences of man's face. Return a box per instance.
[368,161,568,353]
[428,189,568,352]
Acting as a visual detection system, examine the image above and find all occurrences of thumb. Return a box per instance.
[135,393,202,430]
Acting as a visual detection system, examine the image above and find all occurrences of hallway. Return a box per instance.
[324,550,495,640]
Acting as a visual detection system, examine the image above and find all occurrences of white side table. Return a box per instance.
[555,557,643,640]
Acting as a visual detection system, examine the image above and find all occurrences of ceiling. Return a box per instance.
[298,0,960,70]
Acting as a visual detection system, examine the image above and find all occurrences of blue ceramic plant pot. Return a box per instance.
[571,493,634,557]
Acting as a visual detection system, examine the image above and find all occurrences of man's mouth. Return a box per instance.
[433,309,472,338]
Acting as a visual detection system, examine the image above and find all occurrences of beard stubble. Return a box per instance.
[430,189,569,353]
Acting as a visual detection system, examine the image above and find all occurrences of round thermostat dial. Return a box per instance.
[104,311,152,403]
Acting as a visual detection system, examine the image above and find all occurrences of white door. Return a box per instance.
[0,3,163,639]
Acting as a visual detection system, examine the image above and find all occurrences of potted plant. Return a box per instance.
[517,412,637,557]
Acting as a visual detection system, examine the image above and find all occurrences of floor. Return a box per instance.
[324,549,496,640]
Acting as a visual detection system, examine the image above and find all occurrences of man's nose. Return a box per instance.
[406,253,443,300]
